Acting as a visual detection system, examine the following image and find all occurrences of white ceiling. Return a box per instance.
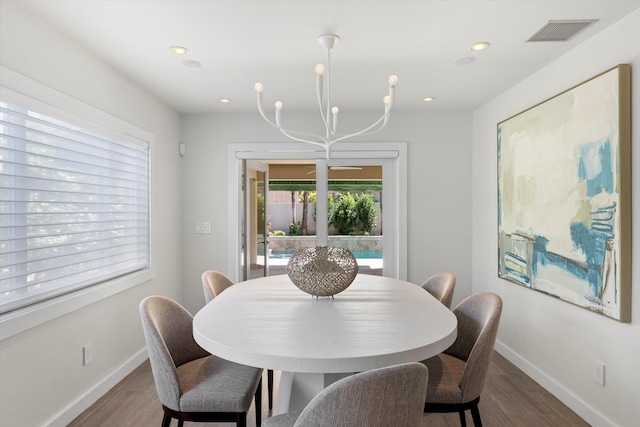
[16,1,640,114]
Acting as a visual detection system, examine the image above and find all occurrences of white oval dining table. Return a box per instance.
[193,274,457,415]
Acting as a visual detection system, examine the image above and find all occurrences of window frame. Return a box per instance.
[0,66,154,340]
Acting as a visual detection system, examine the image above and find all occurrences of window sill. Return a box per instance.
[0,269,153,341]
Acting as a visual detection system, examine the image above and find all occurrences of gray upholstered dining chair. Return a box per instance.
[202,270,234,304]
[261,362,428,427]
[421,272,456,309]
[421,292,503,427]
[201,270,275,411]
[139,295,263,427]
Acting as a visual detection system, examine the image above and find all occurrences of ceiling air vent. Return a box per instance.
[526,19,598,42]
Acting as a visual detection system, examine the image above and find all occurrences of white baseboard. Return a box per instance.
[45,348,149,427]
[494,340,615,427]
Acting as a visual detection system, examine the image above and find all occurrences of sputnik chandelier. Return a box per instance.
[255,34,397,159]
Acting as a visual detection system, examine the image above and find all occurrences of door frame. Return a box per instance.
[227,141,407,282]
[243,160,269,281]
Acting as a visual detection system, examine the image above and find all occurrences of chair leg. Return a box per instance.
[237,412,247,427]
[458,410,467,427]
[177,421,183,427]
[161,413,172,427]
[470,402,482,427]
[268,369,274,410]
[254,378,262,427]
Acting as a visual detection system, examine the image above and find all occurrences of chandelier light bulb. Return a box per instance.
[315,64,325,75]
[331,106,339,133]
[388,75,398,86]
[384,95,390,105]
[275,101,283,110]
[255,83,263,93]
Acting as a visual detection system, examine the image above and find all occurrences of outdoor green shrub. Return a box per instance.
[288,221,302,236]
[355,193,377,233]
[269,230,285,236]
[330,192,357,234]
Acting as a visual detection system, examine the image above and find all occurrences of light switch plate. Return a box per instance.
[593,361,605,386]
[83,343,92,365]
[195,222,211,234]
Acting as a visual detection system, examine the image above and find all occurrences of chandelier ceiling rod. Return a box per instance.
[255,33,397,159]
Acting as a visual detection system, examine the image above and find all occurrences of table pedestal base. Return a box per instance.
[273,371,351,415]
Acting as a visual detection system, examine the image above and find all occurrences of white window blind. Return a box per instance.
[0,96,150,314]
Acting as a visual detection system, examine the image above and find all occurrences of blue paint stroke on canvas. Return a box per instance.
[569,139,616,299]
[570,203,616,299]
[531,235,589,281]
[577,139,614,197]
[504,250,530,284]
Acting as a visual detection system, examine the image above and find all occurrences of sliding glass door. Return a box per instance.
[228,142,406,282]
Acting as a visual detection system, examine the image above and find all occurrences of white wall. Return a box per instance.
[472,9,640,427]
[180,110,472,314]
[0,4,182,427]
[3,2,634,426]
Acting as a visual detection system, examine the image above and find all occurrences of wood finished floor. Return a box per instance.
[69,351,590,427]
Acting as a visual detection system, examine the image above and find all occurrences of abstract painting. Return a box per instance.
[498,65,631,322]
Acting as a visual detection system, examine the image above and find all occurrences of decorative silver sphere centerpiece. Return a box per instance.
[286,246,359,298]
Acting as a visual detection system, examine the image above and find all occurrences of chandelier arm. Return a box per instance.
[258,86,333,145]
[328,108,392,145]
[258,102,329,146]
[276,128,329,148]
[256,97,281,128]
[347,115,390,138]
[316,73,330,132]
[327,84,395,145]
[264,116,332,145]
[271,118,334,143]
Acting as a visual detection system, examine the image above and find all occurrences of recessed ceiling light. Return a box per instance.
[454,56,476,66]
[170,46,189,55]
[182,60,202,68]
[219,98,231,104]
[469,41,491,51]
[423,97,436,102]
